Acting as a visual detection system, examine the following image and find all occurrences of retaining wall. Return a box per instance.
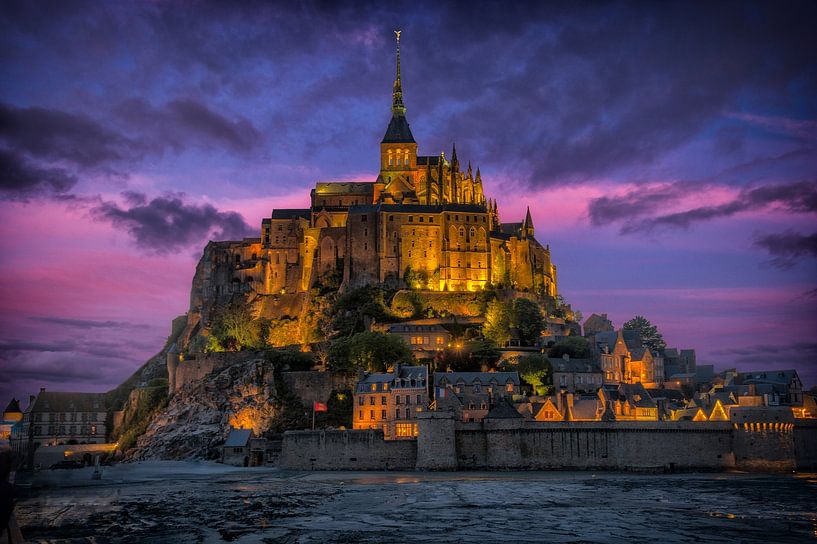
[280,430,417,470]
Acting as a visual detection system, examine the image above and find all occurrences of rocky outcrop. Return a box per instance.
[129,357,284,460]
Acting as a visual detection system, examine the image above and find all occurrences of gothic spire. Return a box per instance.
[392,30,405,116]
[451,142,458,168]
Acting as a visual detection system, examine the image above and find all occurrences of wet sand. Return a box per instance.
[13,462,817,543]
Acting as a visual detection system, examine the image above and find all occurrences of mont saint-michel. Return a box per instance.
[2,5,816,544]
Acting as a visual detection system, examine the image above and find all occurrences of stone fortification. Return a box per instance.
[280,429,416,470]
[282,416,814,472]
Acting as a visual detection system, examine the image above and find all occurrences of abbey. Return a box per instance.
[203,35,557,297]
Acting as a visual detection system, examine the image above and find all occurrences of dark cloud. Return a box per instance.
[0,340,75,352]
[0,148,77,199]
[29,316,150,330]
[91,192,255,252]
[114,98,262,154]
[753,230,817,268]
[0,102,140,167]
[589,180,817,233]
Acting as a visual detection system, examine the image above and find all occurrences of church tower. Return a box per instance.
[378,31,418,201]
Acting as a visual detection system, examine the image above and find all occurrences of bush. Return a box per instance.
[548,337,593,359]
[328,331,413,373]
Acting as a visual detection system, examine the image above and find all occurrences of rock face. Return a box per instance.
[130,356,283,460]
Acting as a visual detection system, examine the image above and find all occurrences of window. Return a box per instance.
[436,337,444,345]
[358,410,363,419]
[369,396,375,405]
[381,410,386,419]
[389,215,394,221]
[364,243,368,250]
[396,395,401,404]
[419,216,424,222]
[429,217,434,223]
[361,215,367,222]
[405,407,411,419]
[381,396,387,405]
[364,228,368,236]
[474,384,481,393]
[506,382,514,392]
[397,157,402,166]
[458,227,465,237]
[395,423,416,437]
[358,397,364,406]
[396,409,401,419]
[406,396,411,405]
[423,337,430,344]
[416,394,422,404]
[408,216,413,222]
[370,410,375,419]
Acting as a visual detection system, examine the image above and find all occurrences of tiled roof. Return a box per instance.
[29,392,105,413]
[356,366,428,392]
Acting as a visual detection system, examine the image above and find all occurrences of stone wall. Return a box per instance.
[281,372,356,407]
[794,421,817,470]
[454,421,735,471]
[172,351,267,392]
[280,430,417,470]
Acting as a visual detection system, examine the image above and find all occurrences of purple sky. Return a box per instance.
[1,1,816,404]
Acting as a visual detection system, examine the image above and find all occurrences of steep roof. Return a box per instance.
[434,371,520,387]
[549,358,601,374]
[382,114,415,143]
[486,400,523,419]
[28,392,106,413]
[736,369,799,385]
[569,398,600,421]
[356,366,428,392]
[224,428,252,447]
[4,398,21,414]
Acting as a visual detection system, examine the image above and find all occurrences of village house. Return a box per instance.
[11,389,107,459]
[434,371,520,422]
[550,355,603,394]
[385,320,452,359]
[353,365,429,439]
[593,330,663,387]
[598,383,659,421]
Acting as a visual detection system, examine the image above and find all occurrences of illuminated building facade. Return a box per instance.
[197,33,557,299]
[353,365,429,439]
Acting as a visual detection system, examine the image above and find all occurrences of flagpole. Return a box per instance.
[312,404,315,431]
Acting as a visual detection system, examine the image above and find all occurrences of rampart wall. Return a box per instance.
[284,414,814,472]
[280,430,416,470]
[281,372,356,407]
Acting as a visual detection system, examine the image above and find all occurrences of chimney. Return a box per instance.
[567,393,575,411]
[556,392,563,413]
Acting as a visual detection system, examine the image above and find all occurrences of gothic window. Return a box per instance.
[470,227,476,239]
[364,228,368,236]
[397,157,402,166]
[364,242,368,250]
[458,227,465,237]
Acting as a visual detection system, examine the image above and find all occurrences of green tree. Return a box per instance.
[548,336,593,359]
[210,303,269,351]
[331,286,393,336]
[328,331,413,373]
[512,298,546,346]
[483,300,512,346]
[516,354,552,394]
[623,315,667,355]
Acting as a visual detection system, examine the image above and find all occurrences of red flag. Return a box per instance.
[313,402,328,412]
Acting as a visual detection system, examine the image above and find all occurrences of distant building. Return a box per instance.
[550,356,603,393]
[583,313,614,336]
[1,398,23,443]
[385,320,451,359]
[731,369,803,406]
[353,365,429,439]
[222,428,252,466]
[12,389,107,459]
[664,348,697,380]
[598,383,659,421]
[434,371,520,422]
[594,330,662,387]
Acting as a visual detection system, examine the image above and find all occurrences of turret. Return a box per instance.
[380,31,417,175]
[522,206,534,239]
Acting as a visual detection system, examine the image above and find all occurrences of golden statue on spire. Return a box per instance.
[394,30,401,41]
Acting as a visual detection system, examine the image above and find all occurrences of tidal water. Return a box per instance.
[13,462,817,543]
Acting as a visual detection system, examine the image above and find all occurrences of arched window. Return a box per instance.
[469,227,476,240]
[388,150,393,166]
[458,227,465,238]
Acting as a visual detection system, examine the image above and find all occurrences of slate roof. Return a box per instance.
[570,398,600,420]
[314,182,374,195]
[224,428,252,447]
[434,371,520,387]
[499,222,523,236]
[382,114,415,143]
[646,388,686,401]
[356,366,428,392]
[28,392,105,413]
[347,203,486,214]
[736,369,799,385]
[486,400,524,419]
[549,358,602,374]
[271,209,311,220]
[387,322,449,333]
[4,398,21,414]
[594,330,642,352]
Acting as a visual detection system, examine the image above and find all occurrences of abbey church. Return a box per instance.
[200,34,557,299]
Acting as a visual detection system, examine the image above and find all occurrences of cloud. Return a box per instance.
[0,102,140,168]
[29,316,150,330]
[114,98,262,154]
[91,192,255,252]
[589,180,817,233]
[753,230,817,268]
[0,148,77,199]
